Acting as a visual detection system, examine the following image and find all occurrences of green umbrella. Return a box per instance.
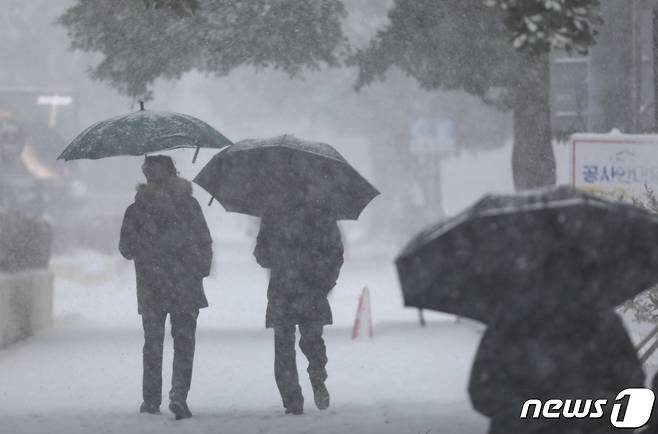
[58,102,232,162]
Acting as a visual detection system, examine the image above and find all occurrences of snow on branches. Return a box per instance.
[484,0,602,54]
[142,0,199,16]
[59,0,348,99]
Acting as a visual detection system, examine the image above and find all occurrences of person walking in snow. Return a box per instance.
[469,306,644,434]
[254,205,343,415]
[119,155,212,420]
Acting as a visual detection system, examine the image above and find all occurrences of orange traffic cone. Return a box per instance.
[352,286,373,339]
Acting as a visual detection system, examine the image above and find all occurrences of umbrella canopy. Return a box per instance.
[58,106,232,161]
[193,135,379,220]
[396,185,658,324]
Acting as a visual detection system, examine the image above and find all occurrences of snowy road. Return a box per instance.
[0,243,488,434]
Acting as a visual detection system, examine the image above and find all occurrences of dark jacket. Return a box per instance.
[119,177,212,315]
[468,310,644,434]
[254,209,343,328]
[645,372,658,433]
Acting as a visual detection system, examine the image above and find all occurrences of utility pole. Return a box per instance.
[588,0,634,133]
[654,1,658,130]
[631,0,641,133]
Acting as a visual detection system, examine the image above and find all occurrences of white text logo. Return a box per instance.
[520,389,655,429]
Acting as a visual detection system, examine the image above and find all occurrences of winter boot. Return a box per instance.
[284,402,304,415]
[139,402,160,414]
[313,383,330,410]
[169,400,192,420]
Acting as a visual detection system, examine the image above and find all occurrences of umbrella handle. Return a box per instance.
[640,337,658,364]
[192,146,200,163]
[636,324,658,351]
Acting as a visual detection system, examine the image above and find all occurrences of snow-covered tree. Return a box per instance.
[142,0,200,16]
[353,0,601,190]
[58,0,348,100]
[485,0,601,54]
[60,0,602,190]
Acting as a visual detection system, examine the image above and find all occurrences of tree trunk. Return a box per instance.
[511,50,556,191]
[366,137,421,237]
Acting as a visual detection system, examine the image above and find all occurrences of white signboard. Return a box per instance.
[570,132,658,198]
[35,94,74,127]
[36,95,73,106]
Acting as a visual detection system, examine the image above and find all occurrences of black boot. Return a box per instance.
[139,402,160,415]
[285,402,304,415]
[169,400,192,420]
[313,383,330,410]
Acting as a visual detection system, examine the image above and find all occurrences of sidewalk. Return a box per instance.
[0,248,487,434]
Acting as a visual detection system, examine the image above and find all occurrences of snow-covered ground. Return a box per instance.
[0,242,488,434]
[1,140,654,434]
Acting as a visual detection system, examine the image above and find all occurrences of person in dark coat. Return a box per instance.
[119,155,212,420]
[644,372,658,433]
[254,206,344,415]
[469,306,644,434]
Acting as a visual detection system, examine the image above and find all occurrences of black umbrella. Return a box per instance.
[396,186,658,324]
[193,135,379,220]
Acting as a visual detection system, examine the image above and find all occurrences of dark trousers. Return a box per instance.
[142,310,198,406]
[273,323,328,409]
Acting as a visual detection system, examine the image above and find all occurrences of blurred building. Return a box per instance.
[0,89,78,184]
[0,88,86,248]
[551,0,657,137]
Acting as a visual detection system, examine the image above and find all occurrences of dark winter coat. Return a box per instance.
[119,177,212,315]
[645,373,658,433]
[468,309,644,434]
[254,209,343,328]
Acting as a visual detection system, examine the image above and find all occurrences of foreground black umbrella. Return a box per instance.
[194,135,379,220]
[396,186,658,324]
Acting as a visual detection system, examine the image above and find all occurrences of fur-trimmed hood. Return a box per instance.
[135,177,193,200]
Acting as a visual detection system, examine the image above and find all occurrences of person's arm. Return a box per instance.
[188,198,213,278]
[118,204,138,260]
[323,223,344,290]
[254,217,273,269]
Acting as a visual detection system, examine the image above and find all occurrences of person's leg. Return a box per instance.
[298,323,329,409]
[169,310,198,400]
[168,309,198,420]
[141,312,166,411]
[274,325,303,413]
